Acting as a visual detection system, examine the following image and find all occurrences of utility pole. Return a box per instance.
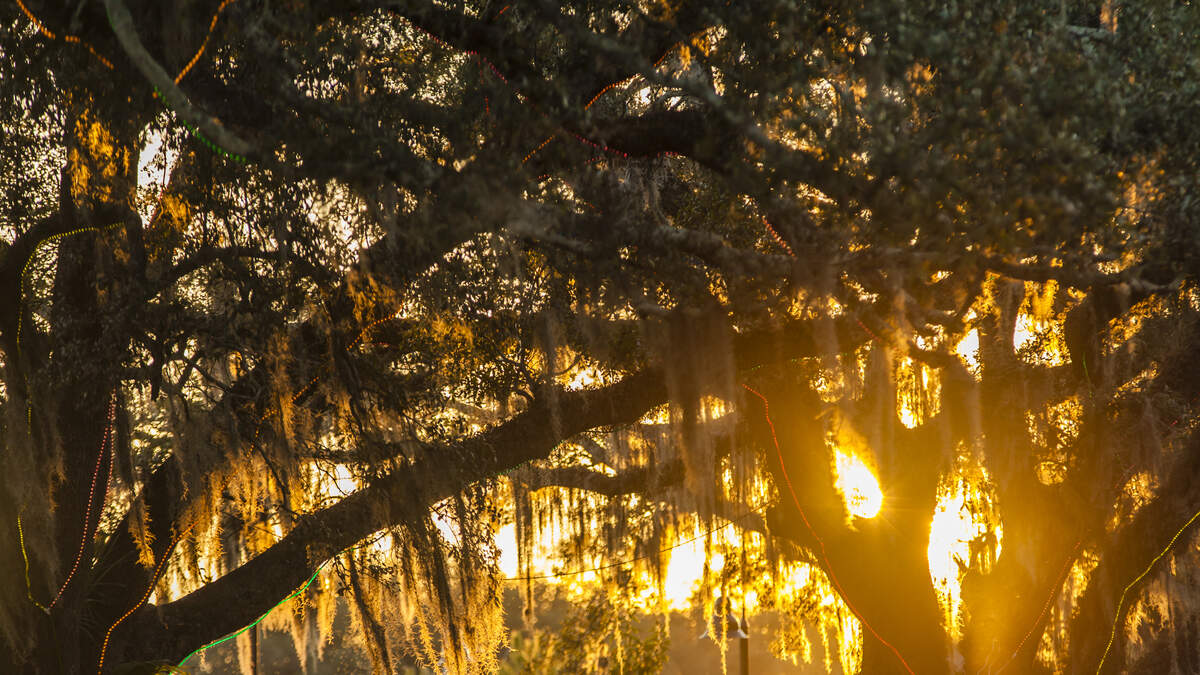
[738,612,749,675]
[250,624,258,675]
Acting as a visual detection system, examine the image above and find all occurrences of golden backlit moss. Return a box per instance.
[927,447,1003,641]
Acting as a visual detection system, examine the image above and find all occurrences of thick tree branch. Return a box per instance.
[123,368,669,661]
[375,0,709,111]
[982,254,1179,294]
[103,0,255,160]
[120,315,844,661]
[742,371,948,673]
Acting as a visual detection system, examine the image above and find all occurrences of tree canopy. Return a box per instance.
[3,0,1200,673]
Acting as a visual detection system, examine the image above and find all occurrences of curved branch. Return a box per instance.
[103,0,255,160]
[119,315,845,661]
[153,245,333,294]
[123,368,669,662]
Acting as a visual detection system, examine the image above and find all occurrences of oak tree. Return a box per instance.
[2,0,1200,673]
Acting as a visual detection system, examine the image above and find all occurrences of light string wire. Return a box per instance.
[97,524,193,674]
[17,511,50,613]
[175,539,374,668]
[991,539,1083,674]
[47,392,118,609]
[1094,506,1200,674]
[741,383,916,675]
[13,0,115,69]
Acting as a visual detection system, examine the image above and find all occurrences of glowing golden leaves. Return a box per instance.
[1013,279,1071,367]
[429,314,473,346]
[69,114,128,205]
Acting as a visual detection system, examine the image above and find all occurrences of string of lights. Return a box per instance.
[17,512,49,613]
[759,216,794,257]
[13,0,115,69]
[150,85,247,163]
[97,524,193,674]
[251,374,323,443]
[172,0,238,87]
[16,224,123,350]
[48,393,118,609]
[1095,506,1200,674]
[992,539,1083,674]
[175,538,377,668]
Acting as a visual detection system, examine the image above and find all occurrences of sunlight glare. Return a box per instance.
[332,464,357,495]
[833,451,883,519]
[956,328,981,378]
[897,356,941,429]
[926,467,1003,640]
[565,366,600,390]
[664,537,707,610]
[497,523,519,577]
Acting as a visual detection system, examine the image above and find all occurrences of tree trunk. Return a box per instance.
[4,73,152,674]
[749,375,950,674]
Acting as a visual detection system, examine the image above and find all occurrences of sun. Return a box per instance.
[833,451,883,519]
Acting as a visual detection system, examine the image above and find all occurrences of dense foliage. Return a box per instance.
[3,0,1200,673]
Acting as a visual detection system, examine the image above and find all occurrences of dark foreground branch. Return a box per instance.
[122,368,666,663]
[103,0,255,160]
[119,315,850,663]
